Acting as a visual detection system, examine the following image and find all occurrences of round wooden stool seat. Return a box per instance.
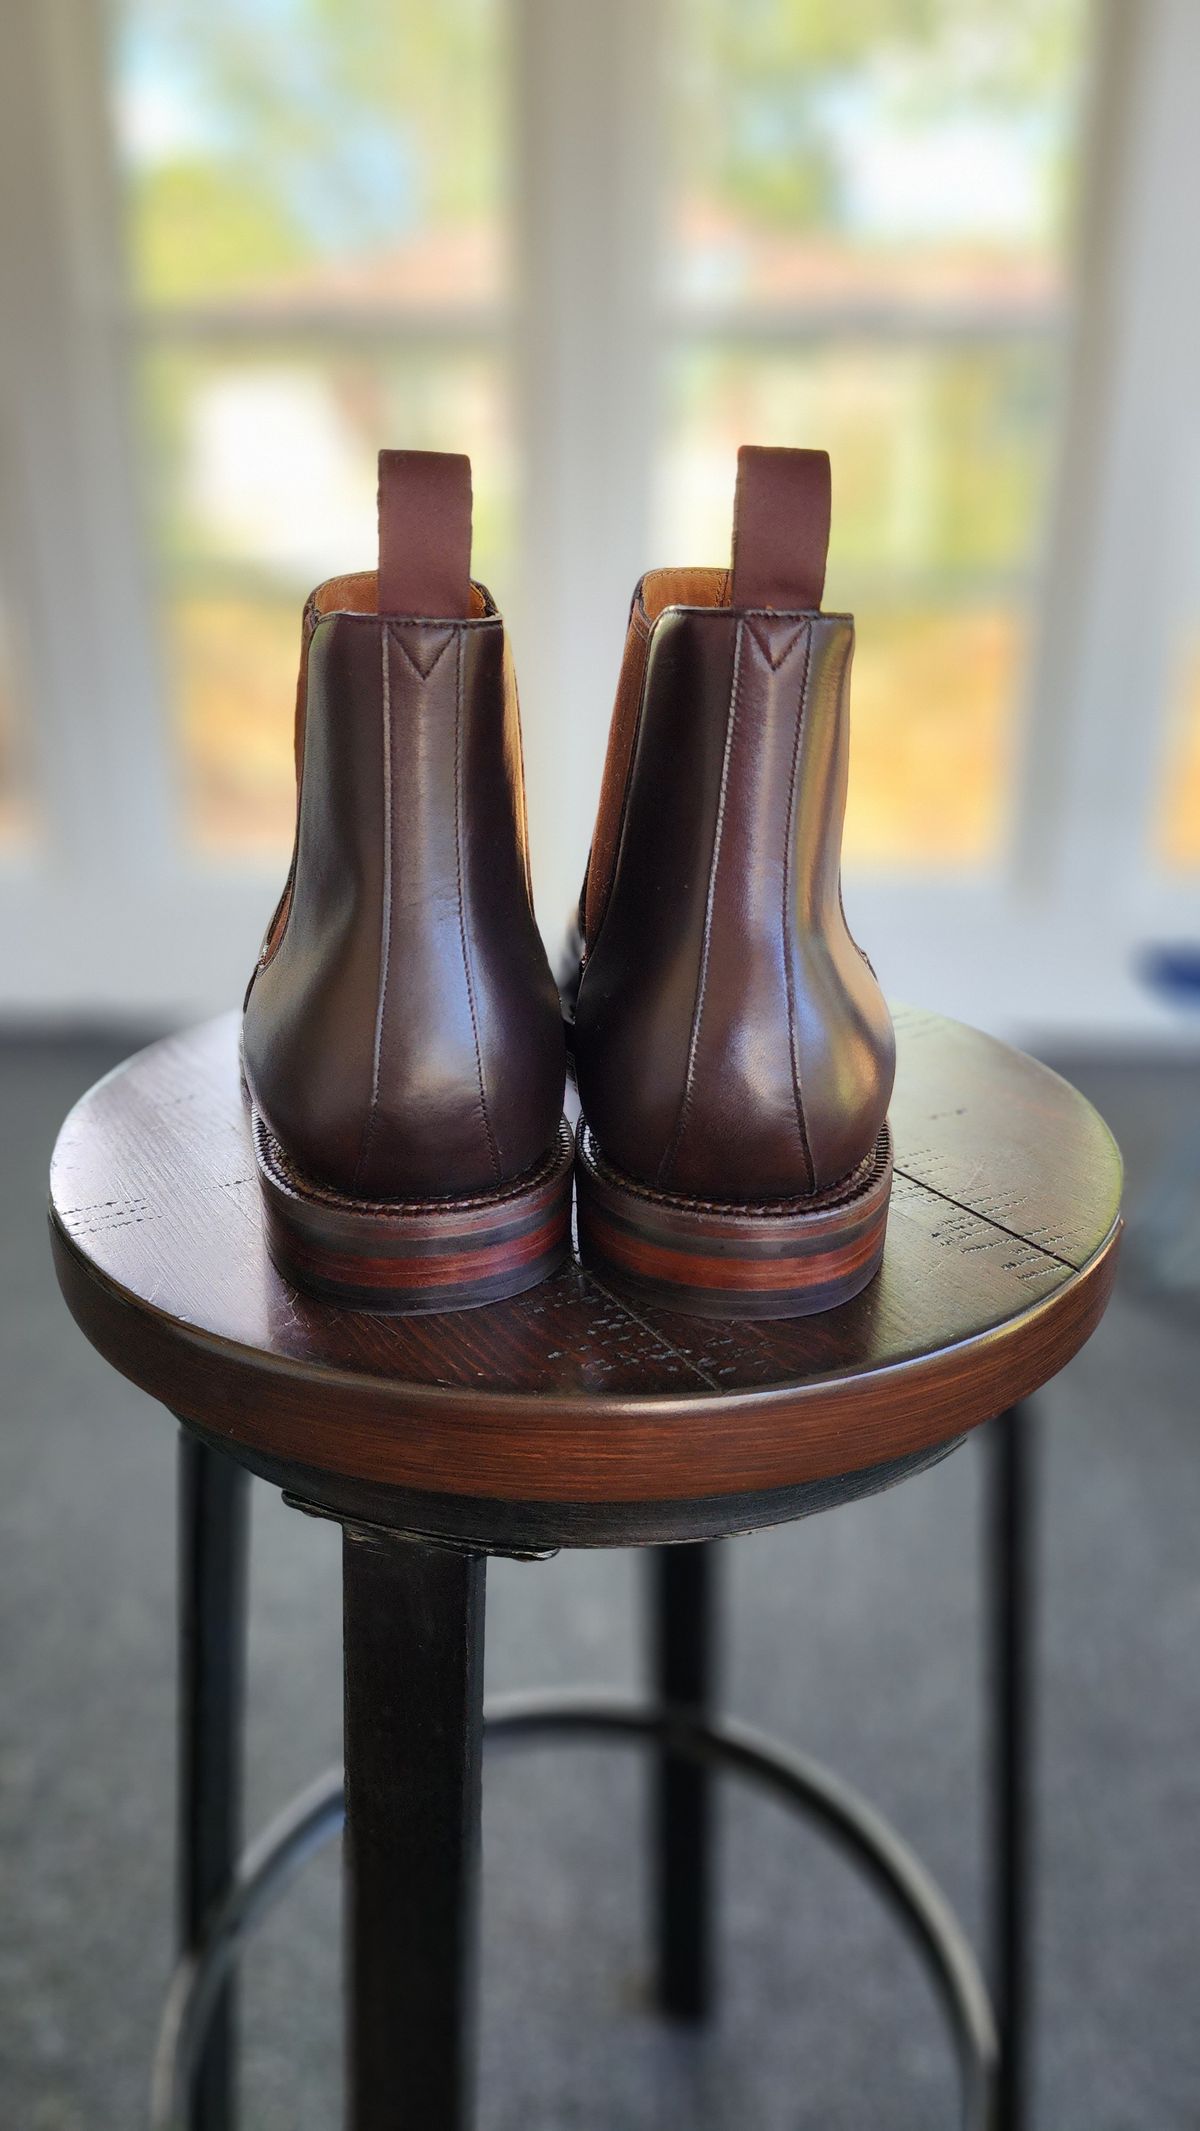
[48,1004,1121,2131]
[49,1004,1121,1551]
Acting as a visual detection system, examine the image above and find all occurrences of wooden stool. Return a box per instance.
[48,1005,1121,2131]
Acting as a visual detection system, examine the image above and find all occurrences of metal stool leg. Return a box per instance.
[989,1402,1034,2131]
[650,1540,718,2021]
[343,1528,486,2131]
[177,1432,250,2131]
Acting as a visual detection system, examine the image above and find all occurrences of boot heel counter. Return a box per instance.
[574,606,740,1182]
[578,605,819,1196]
[578,607,892,1202]
[242,610,395,1193]
[246,610,560,1201]
[455,623,566,1181]
[784,615,895,1190]
[649,609,878,1200]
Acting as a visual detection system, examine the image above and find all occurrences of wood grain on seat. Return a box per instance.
[48,1007,1121,1549]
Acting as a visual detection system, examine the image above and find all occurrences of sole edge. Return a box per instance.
[254,1114,575,1313]
[576,1122,892,1319]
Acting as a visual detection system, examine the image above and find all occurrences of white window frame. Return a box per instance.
[1,0,1198,1040]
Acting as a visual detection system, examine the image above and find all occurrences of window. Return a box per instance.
[112,0,512,851]
[658,0,1089,867]
[2,0,1197,1030]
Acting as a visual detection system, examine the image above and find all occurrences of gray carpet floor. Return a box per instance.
[2,1035,1198,2129]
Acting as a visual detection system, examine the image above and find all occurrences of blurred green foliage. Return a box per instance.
[674,0,1087,239]
[118,0,504,305]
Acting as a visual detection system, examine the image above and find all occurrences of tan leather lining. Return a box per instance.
[312,569,490,619]
[583,568,730,943]
[638,567,730,624]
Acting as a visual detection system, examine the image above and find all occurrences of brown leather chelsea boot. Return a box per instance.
[242,449,572,1310]
[572,445,894,1317]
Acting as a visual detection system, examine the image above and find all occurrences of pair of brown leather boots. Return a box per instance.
[242,447,895,1319]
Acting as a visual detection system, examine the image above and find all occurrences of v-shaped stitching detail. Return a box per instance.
[745,617,808,673]
[387,624,455,681]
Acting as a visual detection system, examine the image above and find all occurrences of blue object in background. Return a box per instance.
[1125,947,1200,1307]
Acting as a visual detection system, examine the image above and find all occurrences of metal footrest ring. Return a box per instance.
[152,1691,997,2131]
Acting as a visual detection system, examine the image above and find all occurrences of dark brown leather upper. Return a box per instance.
[574,447,894,1202]
[243,453,564,1201]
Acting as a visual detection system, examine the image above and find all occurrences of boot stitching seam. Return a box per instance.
[353,626,395,1192]
[655,616,744,1190]
[454,629,502,1183]
[782,624,817,1195]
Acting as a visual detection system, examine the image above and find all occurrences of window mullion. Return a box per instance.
[16,0,177,887]
[509,0,665,928]
[1014,0,1200,918]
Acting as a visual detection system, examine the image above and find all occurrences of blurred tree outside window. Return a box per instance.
[112,0,511,853]
[660,0,1090,867]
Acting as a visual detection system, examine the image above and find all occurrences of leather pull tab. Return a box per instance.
[377,449,472,618]
[730,446,830,611]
